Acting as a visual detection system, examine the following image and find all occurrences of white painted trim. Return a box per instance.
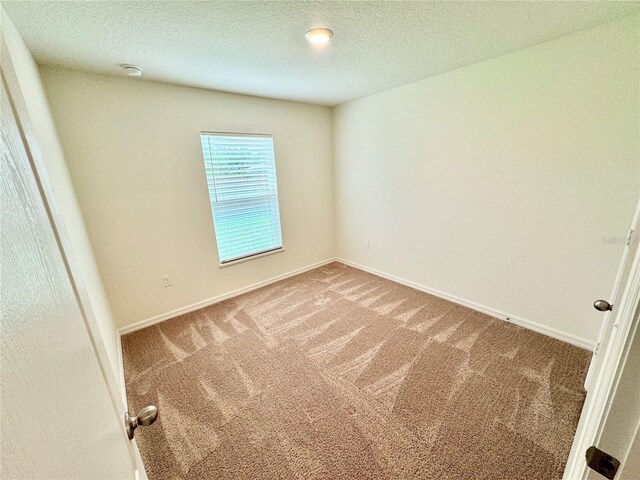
[117,257,336,336]
[219,247,284,268]
[336,257,595,351]
[116,332,127,406]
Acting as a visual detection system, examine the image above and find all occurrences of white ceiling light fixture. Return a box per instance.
[121,64,143,77]
[305,28,333,46]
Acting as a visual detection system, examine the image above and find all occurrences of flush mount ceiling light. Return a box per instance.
[121,64,143,77]
[305,28,334,46]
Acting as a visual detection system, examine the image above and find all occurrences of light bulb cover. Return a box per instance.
[305,28,334,45]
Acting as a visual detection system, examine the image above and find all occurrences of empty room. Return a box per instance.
[2,1,640,479]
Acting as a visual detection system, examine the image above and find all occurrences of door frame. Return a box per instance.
[563,200,640,479]
[1,33,146,477]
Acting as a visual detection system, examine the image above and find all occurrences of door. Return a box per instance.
[0,66,137,477]
[587,303,640,480]
[563,203,640,479]
[584,202,640,391]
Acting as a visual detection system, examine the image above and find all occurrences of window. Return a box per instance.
[200,132,283,265]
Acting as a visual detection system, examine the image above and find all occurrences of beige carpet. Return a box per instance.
[122,262,590,479]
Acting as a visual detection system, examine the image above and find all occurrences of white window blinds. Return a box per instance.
[200,133,283,264]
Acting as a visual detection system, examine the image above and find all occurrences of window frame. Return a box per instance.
[199,131,285,267]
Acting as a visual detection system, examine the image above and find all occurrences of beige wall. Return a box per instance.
[1,11,121,382]
[333,15,639,346]
[41,67,335,329]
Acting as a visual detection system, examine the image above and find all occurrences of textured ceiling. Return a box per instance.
[3,1,638,106]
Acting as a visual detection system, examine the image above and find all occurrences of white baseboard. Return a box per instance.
[336,257,595,351]
[116,254,595,352]
[117,257,337,336]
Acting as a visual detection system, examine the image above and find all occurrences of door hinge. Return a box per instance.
[586,446,620,480]
[627,229,634,246]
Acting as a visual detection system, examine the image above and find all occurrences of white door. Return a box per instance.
[564,203,640,479]
[584,203,639,391]
[1,67,138,477]
[588,306,640,480]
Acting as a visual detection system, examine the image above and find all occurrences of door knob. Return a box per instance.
[593,300,613,312]
[125,405,158,440]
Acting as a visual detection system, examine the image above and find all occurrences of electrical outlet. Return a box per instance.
[364,240,370,250]
[161,275,173,287]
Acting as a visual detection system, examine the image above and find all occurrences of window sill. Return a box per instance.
[219,247,284,268]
